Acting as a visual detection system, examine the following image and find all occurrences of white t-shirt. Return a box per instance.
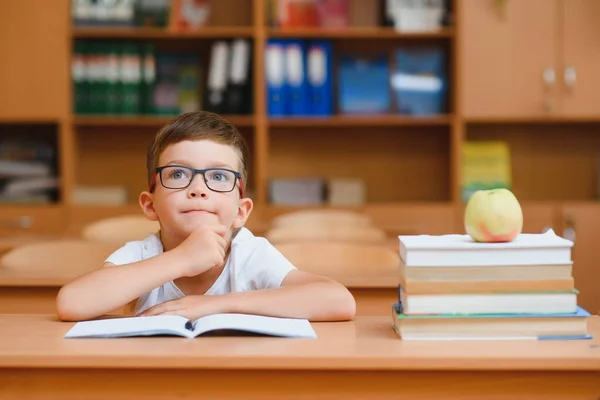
[105,227,297,314]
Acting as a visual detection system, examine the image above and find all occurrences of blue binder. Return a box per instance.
[306,40,333,116]
[265,39,288,117]
[284,40,309,116]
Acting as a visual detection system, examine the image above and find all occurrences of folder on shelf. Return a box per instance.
[226,39,252,115]
[306,40,333,116]
[204,40,230,114]
[285,40,309,116]
[266,39,288,117]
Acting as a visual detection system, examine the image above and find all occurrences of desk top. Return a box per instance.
[0,314,598,371]
[0,263,399,289]
[0,269,74,287]
[0,269,399,289]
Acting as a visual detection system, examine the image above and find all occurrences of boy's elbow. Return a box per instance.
[340,288,357,320]
[329,283,356,321]
[55,286,87,322]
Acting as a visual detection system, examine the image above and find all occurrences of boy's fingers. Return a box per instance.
[215,234,227,250]
[211,224,228,237]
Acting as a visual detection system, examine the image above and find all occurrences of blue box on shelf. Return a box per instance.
[391,47,447,116]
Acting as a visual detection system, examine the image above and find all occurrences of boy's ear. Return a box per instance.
[139,191,159,221]
[232,197,253,229]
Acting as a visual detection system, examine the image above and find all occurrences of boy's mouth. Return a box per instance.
[183,209,213,215]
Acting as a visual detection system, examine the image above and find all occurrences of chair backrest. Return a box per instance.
[0,239,119,280]
[81,215,159,244]
[274,241,400,279]
[270,209,372,229]
[266,225,387,244]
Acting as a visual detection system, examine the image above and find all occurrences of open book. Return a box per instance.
[64,313,317,339]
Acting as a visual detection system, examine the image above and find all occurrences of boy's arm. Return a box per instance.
[231,270,356,321]
[140,270,357,321]
[55,251,187,322]
[56,224,228,322]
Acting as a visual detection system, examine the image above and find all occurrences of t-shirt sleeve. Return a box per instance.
[104,241,144,266]
[244,238,297,290]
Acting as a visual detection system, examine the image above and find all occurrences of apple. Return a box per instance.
[464,188,523,242]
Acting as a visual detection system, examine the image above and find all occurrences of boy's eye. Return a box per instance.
[168,168,190,180]
[207,170,232,182]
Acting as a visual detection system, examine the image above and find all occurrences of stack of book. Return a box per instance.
[392,229,592,341]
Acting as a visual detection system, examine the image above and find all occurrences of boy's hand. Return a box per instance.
[174,225,228,277]
[138,295,227,320]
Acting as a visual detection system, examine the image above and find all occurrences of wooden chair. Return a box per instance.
[274,241,400,287]
[0,239,119,282]
[266,225,387,244]
[270,209,373,229]
[81,215,159,244]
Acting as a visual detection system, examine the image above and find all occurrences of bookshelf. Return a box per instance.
[72,27,255,39]
[3,0,600,215]
[1,0,600,313]
[73,115,256,127]
[267,27,455,39]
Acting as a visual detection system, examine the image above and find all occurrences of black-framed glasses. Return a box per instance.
[150,165,244,196]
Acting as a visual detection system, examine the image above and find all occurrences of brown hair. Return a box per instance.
[146,111,250,191]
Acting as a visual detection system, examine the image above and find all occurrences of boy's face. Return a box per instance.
[139,139,253,241]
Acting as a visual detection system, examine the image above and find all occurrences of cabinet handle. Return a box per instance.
[543,68,556,112]
[564,66,577,90]
[543,67,556,88]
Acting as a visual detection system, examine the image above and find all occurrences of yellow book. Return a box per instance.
[461,141,512,202]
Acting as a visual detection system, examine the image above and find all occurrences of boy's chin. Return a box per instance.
[180,212,225,230]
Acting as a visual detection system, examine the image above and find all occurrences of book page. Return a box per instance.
[64,315,191,338]
[192,313,317,338]
[400,229,573,250]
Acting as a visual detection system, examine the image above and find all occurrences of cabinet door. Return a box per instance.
[460,0,559,118]
[560,0,600,117]
[0,1,69,120]
[559,204,600,315]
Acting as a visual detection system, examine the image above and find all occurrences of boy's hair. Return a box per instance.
[146,111,250,192]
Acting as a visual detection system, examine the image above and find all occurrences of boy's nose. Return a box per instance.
[187,174,209,199]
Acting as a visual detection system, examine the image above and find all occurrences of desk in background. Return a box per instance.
[334,270,398,316]
[0,257,400,316]
[0,271,64,314]
[0,314,598,399]
[0,274,398,317]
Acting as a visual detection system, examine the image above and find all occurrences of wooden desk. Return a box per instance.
[0,271,66,314]
[0,314,599,399]
[0,234,61,256]
[336,273,398,316]
[0,268,400,316]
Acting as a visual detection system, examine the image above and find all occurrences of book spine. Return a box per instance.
[400,277,575,295]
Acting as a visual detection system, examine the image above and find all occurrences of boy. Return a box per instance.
[56,111,356,322]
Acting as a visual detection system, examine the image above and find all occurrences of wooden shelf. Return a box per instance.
[0,118,60,125]
[465,116,600,124]
[267,27,454,39]
[268,115,453,127]
[0,204,62,210]
[71,27,255,39]
[73,115,255,127]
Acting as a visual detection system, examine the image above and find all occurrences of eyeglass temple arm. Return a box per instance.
[149,174,157,192]
[238,177,245,198]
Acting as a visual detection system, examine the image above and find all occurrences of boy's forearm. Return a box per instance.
[56,251,185,321]
[223,281,356,322]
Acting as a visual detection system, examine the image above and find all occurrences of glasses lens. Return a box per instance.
[160,166,193,189]
[205,169,236,192]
